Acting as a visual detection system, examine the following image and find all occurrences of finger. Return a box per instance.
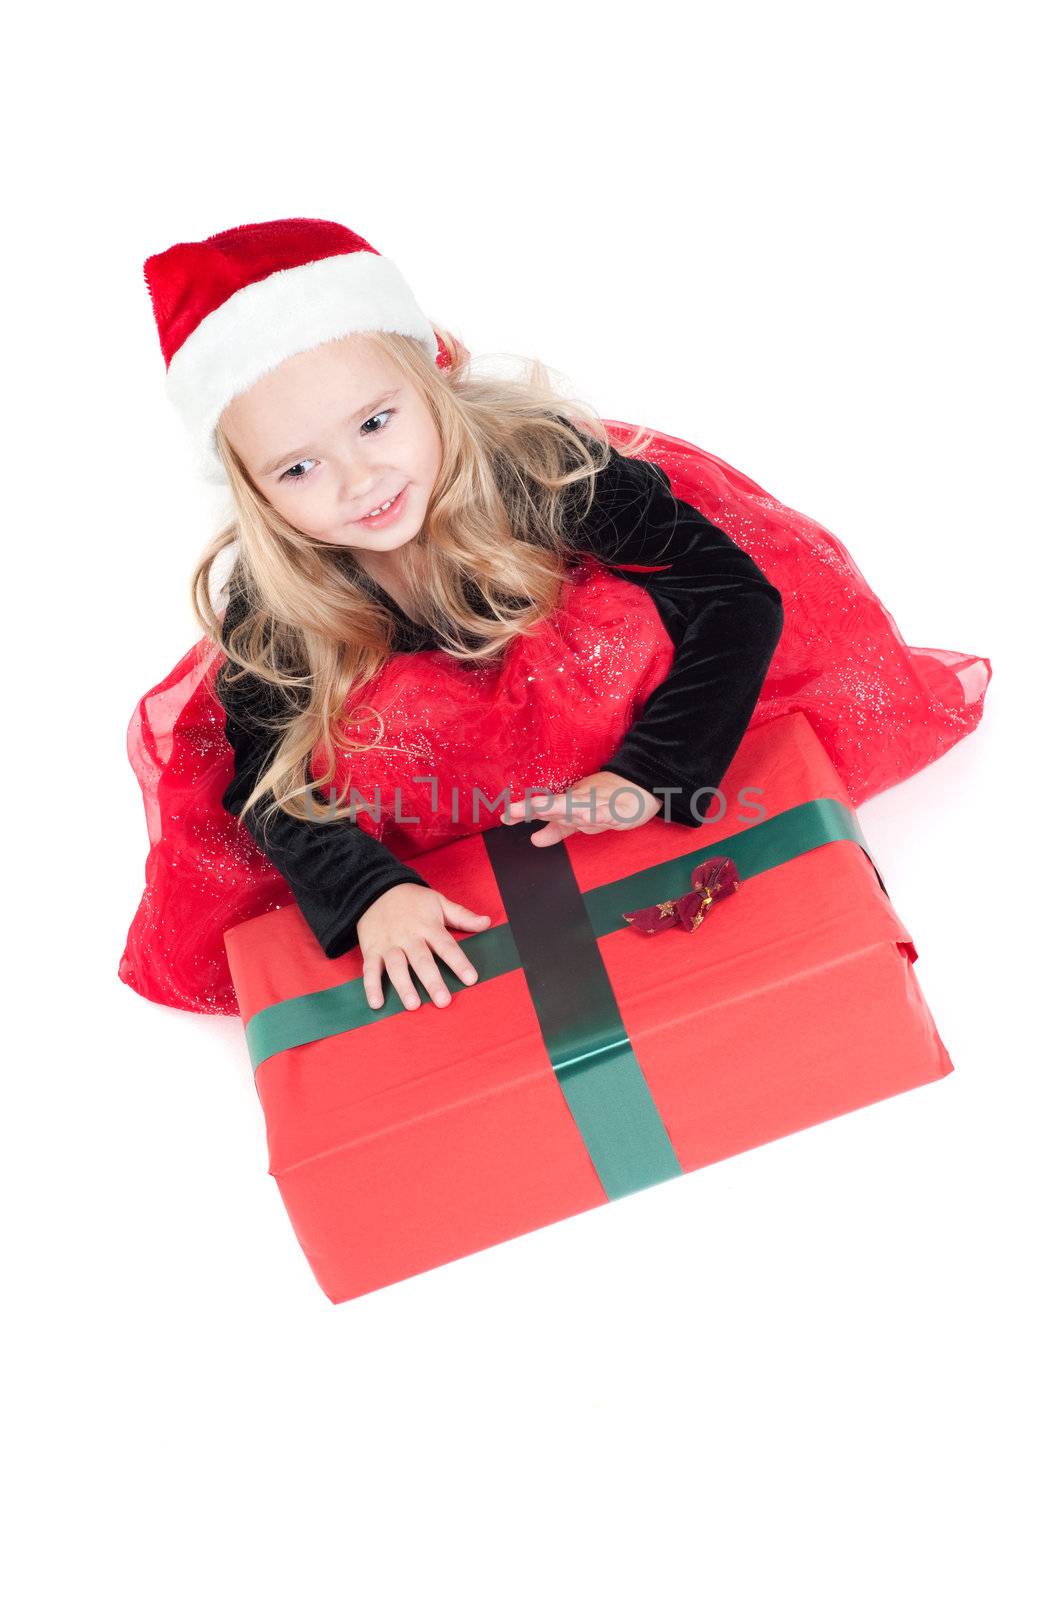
[528,795,571,816]
[509,794,564,819]
[404,938,452,1008]
[429,930,479,986]
[362,954,385,1010]
[547,795,608,826]
[441,900,493,929]
[531,820,569,847]
[383,948,421,1010]
[536,811,619,843]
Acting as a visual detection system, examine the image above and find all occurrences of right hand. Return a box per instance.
[357,884,492,1011]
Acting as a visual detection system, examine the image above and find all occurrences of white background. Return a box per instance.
[6,2,1058,1595]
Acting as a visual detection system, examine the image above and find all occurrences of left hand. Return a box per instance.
[502,769,662,847]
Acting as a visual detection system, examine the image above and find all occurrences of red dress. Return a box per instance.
[119,421,991,1017]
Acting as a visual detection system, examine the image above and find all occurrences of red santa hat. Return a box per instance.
[143,217,447,484]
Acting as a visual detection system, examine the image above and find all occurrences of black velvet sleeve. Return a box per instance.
[566,441,785,826]
[215,590,430,959]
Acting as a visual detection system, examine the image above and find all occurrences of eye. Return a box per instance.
[279,458,315,485]
[361,407,394,435]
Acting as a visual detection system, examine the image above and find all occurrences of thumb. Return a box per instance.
[440,897,492,928]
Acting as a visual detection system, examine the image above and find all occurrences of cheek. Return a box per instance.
[284,484,327,517]
[271,493,327,536]
[419,436,444,485]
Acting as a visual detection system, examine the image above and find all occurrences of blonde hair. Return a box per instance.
[191,326,654,837]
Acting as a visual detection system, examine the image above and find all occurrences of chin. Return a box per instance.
[349,526,421,553]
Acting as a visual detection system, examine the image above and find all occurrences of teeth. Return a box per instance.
[366,493,398,518]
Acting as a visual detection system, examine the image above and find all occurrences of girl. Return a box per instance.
[120,216,990,1018]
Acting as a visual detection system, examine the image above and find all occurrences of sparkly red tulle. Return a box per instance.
[119,421,991,1017]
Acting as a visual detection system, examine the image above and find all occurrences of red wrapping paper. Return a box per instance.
[224,712,953,1304]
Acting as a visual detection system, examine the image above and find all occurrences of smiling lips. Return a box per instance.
[355,484,408,525]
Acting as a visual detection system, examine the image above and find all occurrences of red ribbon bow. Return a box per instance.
[622,855,740,935]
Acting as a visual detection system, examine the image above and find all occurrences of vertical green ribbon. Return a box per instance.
[482,821,684,1197]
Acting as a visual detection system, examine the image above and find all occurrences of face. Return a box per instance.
[219,334,443,569]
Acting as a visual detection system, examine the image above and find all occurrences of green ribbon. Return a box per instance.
[243,796,882,1200]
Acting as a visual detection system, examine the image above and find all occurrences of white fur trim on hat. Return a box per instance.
[164,250,437,484]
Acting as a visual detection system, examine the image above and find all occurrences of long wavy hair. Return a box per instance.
[190,326,654,836]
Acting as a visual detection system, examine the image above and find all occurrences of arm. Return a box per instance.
[567,441,785,826]
[216,590,430,959]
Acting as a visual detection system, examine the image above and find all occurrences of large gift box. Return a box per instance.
[223,711,953,1304]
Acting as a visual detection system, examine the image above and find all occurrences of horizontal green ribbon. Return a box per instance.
[242,797,882,1200]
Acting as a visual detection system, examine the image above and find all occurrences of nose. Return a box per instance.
[343,470,386,512]
[343,458,377,496]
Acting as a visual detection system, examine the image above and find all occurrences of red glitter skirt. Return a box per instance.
[119,421,992,1017]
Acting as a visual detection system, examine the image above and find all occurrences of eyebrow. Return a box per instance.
[259,388,401,476]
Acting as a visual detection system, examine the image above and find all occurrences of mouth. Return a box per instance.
[351,484,409,529]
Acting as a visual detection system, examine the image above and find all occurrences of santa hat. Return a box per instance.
[143,217,447,484]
